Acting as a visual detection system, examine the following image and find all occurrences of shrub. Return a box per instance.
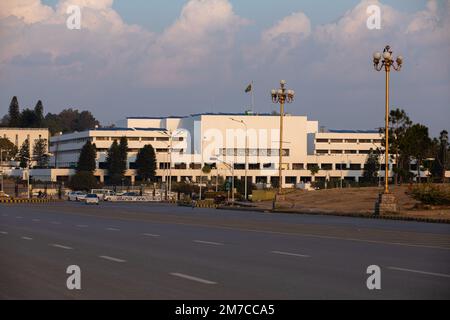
[68,171,98,192]
[410,184,450,205]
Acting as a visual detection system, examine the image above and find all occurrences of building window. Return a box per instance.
[345,139,357,143]
[174,163,187,169]
[306,163,318,170]
[249,163,260,170]
[262,163,273,169]
[330,150,343,154]
[359,139,371,143]
[292,163,304,170]
[127,137,140,141]
[345,150,357,154]
[156,148,168,153]
[159,162,170,169]
[141,137,155,141]
[335,163,348,170]
[285,176,296,184]
[190,163,201,169]
[316,150,328,154]
[156,137,169,141]
[358,150,370,154]
[316,138,329,143]
[330,139,343,143]
[321,163,333,170]
[349,164,361,170]
[234,163,245,170]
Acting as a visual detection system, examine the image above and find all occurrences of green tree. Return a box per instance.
[34,100,45,128]
[68,171,98,192]
[0,137,18,160]
[8,96,21,127]
[309,164,320,178]
[20,108,37,128]
[401,124,432,183]
[118,136,128,173]
[77,141,97,173]
[18,139,30,168]
[135,144,156,182]
[380,108,412,184]
[430,130,449,182]
[362,148,380,184]
[33,138,49,168]
[106,140,124,185]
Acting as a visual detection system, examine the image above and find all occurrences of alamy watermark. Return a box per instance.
[66,5,81,30]
[366,5,381,30]
[366,265,381,290]
[66,265,81,290]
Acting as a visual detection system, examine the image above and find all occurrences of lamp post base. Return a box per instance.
[374,192,398,215]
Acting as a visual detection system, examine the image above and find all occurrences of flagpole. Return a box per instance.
[251,80,254,113]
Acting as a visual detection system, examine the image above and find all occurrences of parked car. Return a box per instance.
[68,191,87,201]
[0,191,10,198]
[84,193,99,205]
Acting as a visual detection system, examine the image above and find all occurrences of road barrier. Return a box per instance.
[0,198,62,204]
[177,200,218,208]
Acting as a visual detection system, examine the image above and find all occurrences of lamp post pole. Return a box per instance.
[230,118,248,200]
[271,80,295,195]
[373,45,402,194]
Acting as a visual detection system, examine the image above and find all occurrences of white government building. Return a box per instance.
[42,112,392,187]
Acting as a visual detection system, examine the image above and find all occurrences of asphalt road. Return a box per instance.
[1,201,449,299]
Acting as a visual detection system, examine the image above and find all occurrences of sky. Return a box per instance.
[0,0,449,136]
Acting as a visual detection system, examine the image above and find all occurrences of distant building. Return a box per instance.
[39,113,391,186]
[0,127,49,157]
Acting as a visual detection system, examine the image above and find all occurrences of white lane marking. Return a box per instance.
[142,233,160,237]
[193,240,224,246]
[388,266,450,279]
[32,219,40,222]
[106,227,120,231]
[2,214,8,217]
[0,231,8,235]
[99,255,126,263]
[51,221,61,225]
[16,216,23,219]
[271,250,310,258]
[51,244,73,250]
[170,272,217,285]
[76,224,89,228]
[21,236,33,240]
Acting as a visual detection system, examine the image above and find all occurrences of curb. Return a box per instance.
[0,198,63,204]
[216,205,450,224]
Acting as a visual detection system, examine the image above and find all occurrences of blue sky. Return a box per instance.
[2,0,449,136]
[41,0,429,31]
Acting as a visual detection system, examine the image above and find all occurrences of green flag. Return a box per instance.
[245,83,252,93]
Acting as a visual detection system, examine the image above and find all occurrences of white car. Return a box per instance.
[68,191,87,201]
[84,193,99,205]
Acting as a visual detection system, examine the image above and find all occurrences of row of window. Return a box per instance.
[316,138,382,144]
[219,148,290,157]
[50,136,184,147]
[316,149,376,154]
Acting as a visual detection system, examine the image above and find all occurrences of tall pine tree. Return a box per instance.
[135,144,156,182]
[34,100,45,128]
[77,141,97,173]
[362,148,380,184]
[106,140,124,185]
[8,96,21,127]
[18,139,30,168]
[33,138,49,167]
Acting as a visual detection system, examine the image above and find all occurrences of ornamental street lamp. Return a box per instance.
[271,80,295,195]
[373,45,402,194]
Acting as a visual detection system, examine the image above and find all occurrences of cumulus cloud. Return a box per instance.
[0,0,53,23]
[0,0,448,134]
